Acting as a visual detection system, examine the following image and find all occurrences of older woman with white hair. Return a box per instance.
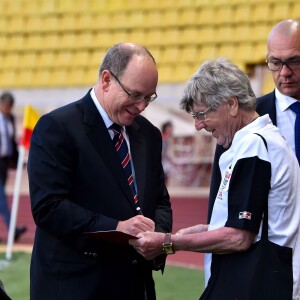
[130,58,300,300]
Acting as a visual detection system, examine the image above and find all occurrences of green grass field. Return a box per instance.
[0,252,204,300]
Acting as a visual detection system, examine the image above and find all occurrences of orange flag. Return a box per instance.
[20,105,40,149]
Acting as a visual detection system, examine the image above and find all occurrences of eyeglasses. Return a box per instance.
[266,59,300,71]
[109,71,157,104]
[190,106,213,122]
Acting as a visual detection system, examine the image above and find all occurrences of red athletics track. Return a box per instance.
[1,171,208,269]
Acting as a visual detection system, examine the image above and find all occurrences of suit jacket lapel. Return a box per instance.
[81,93,137,211]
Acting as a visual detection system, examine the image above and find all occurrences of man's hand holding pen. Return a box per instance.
[116,215,155,237]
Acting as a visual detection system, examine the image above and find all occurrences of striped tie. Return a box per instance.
[110,123,139,205]
[290,102,300,165]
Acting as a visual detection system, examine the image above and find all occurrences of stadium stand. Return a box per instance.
[0,0,299,88]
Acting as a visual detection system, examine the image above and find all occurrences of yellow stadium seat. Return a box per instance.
[42,33,60,50]
[25,15,43,33]
[89,0,109,13]
[146,29,165,47]
[149,47,162,63]
[56,51,73,67]
[128,11,145,29]
[199,27,216,44]
[6,35,25,51]
[50,68,69,87]
[173,64,194,82]
[179,45,200,64]
[59,32,77,50]
[253,3,271,22]
[196,7,215,26]
[215,5,235,25]
[234,5,253,24]
[90,49,107,69]
[77,14,93,31]
[128,29,147,45]
[161,10,180,27]
[18,69,35,88]
[233,24,252,43]
[291,3,300,19]
[42,15,59,33]
[94,31,115,49]
[86,67,99,85]
[200,45,217,61]
[33,69,52,87]
[164,28,182,46]
[217,44,236,60]
[144,11,163,29]
[59,14,77,32]
[111,12,129,30]
[57,0,88,13]
[75,32,94,49]
[179,8,197,26]
[73,50,90,67]
[0,70,18,88]
[161,46,181,64]
[6,16,25,34]
[235,43,254,62]
[250,24,271,43]
[111,30,129,45]
[158,64,174,83]
[25,34,44,51]
[39,51,56,68]
[3,53,20,69]
[216,25,235,43]
[253,43,267,63]
[0,35,8,49]
[21,52,38,68]
[271,3,291,22]
[181,27,200,45]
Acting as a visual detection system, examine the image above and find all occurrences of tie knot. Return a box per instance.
[110,123,122,134]
[290,102,300,114]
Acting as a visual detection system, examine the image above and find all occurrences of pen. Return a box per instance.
[136,207,143,215]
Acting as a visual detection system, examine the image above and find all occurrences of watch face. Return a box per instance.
[163,244,175,254]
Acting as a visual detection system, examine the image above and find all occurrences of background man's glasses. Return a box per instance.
[109,71,157,104]
[266,59,300,71]
[190,106,213,121]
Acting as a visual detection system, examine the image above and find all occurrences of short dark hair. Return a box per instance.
[0,92,15,106]
[99,43,156,79]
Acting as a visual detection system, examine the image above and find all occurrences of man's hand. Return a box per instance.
[116,215,155,236]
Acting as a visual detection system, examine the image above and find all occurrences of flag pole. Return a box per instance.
[5,146,26,261]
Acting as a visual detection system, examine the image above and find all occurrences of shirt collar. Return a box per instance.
[275,88,298,111]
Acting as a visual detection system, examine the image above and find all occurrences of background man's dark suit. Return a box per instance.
[208,91,276,221]
[28,91,172,300]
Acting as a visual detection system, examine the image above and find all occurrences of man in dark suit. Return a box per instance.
[27,43,172,300]
[0,92,27,242]
[208,19,300,221]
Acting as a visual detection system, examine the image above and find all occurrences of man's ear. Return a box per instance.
[101,70,111,92]
[228,96,239,117]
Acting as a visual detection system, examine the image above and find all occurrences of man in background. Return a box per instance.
[0,92,27,243]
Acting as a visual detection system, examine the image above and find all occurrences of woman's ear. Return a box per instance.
[228,96,239,117]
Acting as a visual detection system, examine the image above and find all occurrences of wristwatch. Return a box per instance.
[162,233,175,255]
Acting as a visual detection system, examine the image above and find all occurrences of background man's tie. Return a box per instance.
[110,124,141,212]
[290,101,300,165]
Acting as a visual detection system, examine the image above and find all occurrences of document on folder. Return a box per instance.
[84,230,139,244]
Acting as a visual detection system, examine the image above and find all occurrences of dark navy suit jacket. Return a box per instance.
[28,91,172,300]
